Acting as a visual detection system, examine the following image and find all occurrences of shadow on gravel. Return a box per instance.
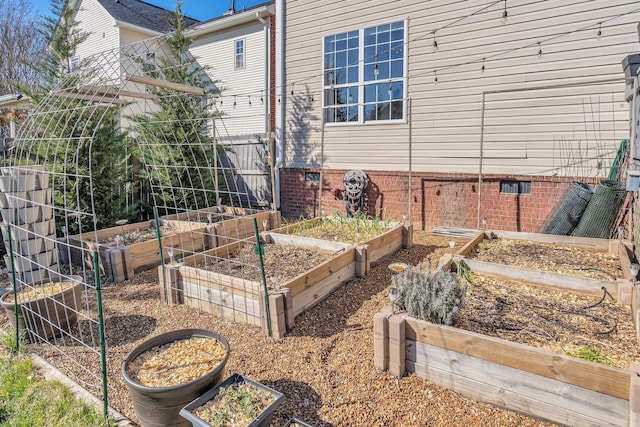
[286,243,445,339]
[260,378,333,427]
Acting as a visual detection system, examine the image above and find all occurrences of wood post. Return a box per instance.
[630,363,640,426]
[388,313,406,378]
[373,306,393,371]
[633,285,640,344]
[266,292,286,340]
[402,224,413,249]
[618,278,633,305]
[281,288,294,330]
[355,244,369,277]
[158,264,183,305]
[269,210,281,230]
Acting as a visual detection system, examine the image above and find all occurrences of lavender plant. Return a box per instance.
[392,262,468,325]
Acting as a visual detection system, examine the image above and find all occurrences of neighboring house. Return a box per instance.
[0,94,30,140]
[188,2,276,207]
[278,0,640,232]
[67,0,276,207]
[70,0,199,65]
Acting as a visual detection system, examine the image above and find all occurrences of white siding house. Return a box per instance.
[278,0,640,231]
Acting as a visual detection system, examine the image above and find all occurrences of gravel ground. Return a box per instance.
[1,231,560,426]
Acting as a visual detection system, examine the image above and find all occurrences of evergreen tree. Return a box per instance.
[131,1,224,218]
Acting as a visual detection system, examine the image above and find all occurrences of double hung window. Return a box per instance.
[234,39,245,70]
[323,20,406,124]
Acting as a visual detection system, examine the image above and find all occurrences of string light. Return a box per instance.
[502,0,508,24]
[434,70,438,83]
[291,83,295,96]
[481,58,485,72]
[219,96,223,105]
[260,90,264,104]
[388,84,393,96]
[597,22,602,39]
[537,42,542,57]
[373,63,379,76]
[432,30,438,51]
[233,94,236,107]
[248,95,252,105]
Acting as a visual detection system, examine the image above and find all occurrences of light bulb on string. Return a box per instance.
[248,95,252,105]
[537,42,542,57]
[291,83,295,96]
[219,96,223,106]
[233,95,237,107]
[260,90,264,104]
[597,22,602,39]
[481,58,486,72]
[388,84,393,96]
[434,70,438,84]
[501,0,508,24]
[432,30,438,51]
[373,63,379,76]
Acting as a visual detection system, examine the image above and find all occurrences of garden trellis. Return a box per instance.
[0,33,274,416]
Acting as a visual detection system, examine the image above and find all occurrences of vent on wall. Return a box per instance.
[500,180,531,194]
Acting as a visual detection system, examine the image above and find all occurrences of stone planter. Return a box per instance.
[179,373,285,427]
[0,275,83,342]
[27,189,52,205]
[122,329,230,427]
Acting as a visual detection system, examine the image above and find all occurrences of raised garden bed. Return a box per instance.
[374,231,640,426]
[456,230,634,305]
[61,209,279,284]
[272,215,411,271]
[159,232,360,338]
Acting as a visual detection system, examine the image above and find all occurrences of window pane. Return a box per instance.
[335,68,347,85]
[391,100,404,119]
[364,84,376,102]
[325,89,336,105]
[378,28,390,44]
[377,62,389,80]
[391,28,403,41]
[347,66,358,83]
[390,81,402,99]
[326,108,336,123]
[348,34,358,48]
[377,102,390,120]
[348,49,358,66]
[336,106,348,122]
[324,36,334,52]
[364,104,376,121]
[390,60,403,78]
[324,53,334,69]
[377,47,389,62]
[347,87,358,104]
[348,106,358,121]
[364,46,376,64]
[338,88,348,104]
[364,64,376,82]
[391,41,403,59]
[336,37,347,51]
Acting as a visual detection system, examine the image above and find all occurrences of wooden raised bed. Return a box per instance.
[374,308,635,426]
[271,217,411,270]
[61,219,209,283]
[159,233,363,338]
[455,230,635,305]
[161,206,279,247]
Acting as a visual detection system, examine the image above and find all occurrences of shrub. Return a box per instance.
[392,264,468,325]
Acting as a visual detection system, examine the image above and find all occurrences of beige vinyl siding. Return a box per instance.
[190,20,268,137]
[73,0,119,61]
[284,0,638,176]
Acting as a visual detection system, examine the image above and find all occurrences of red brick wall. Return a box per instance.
[279,168,585,232]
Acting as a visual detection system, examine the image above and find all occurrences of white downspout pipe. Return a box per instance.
[274,0,285,209]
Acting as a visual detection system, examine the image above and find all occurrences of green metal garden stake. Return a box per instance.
[6,226,19,352]
[93,251,109,418]
[153,207,168,303]
[253,218,272,337]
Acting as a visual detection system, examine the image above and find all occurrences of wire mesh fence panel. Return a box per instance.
[0,32,275,422]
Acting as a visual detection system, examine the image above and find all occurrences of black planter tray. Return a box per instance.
[180,373,285,427]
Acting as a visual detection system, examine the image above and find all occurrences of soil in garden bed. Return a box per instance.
[284,216,391,244]
[467,238,622,280]
[96,226,170,246]
[194,243,335,290]
[456,272,638,369]
[0,232,558,426]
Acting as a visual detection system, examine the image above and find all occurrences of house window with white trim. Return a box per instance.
[234,39,245,70]
[70,56,80,71]
[323,20,406,124]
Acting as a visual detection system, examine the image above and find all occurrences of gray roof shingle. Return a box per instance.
[96,0,199,33]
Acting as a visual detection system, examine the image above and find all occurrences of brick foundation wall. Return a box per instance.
[279,168,586,233]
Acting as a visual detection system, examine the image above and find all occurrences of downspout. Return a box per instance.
[274,0,285,209]
[257,12,269,136]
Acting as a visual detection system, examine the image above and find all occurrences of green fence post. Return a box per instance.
[253,218,272,337]
[93,251,109,418]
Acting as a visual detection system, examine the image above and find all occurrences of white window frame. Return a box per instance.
[70,56,80,71]
[322,20,407,125]
[234,38,245,70]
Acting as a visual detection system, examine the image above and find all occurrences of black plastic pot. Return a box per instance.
[121,329,230,427]
[179,373,285,427]
[0,275,83,342]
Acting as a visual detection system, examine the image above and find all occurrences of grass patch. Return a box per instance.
[0,330,117,427]
[290,211,391,243]
[565,346,617,367]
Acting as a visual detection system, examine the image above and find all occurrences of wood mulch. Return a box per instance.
[4,230,636,426]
